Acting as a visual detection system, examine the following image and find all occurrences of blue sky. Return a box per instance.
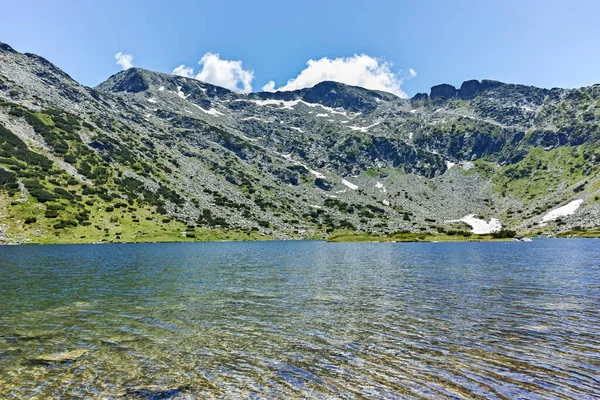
[1,0,599,97]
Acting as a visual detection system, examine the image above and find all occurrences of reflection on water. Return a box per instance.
[1,240,599,398]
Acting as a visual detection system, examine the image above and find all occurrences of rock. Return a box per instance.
[315,178,333,191]
[124,386,193,399]
[411,92,428,103]
[98,68,150,93]
[480,79,504,91]
[0,42,17,53]
[30,349,88,365]
[430,84,457,99]
[458,80,481,99]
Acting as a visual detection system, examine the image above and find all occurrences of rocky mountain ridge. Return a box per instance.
[1,41,599,243]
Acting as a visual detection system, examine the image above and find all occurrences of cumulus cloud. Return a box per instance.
[115,52,134,70]
[172,64,194,78]
[262,80,276,92]
[269,55,413,97]
[172,52,254,93]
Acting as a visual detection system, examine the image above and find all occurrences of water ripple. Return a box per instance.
[0,239,599,398]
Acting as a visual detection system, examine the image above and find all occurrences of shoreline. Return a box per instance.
[2,233,599,246]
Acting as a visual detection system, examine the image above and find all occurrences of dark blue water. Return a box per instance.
[1,239,599,398]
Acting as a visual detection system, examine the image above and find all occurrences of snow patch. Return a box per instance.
[176,86,189,99]
[348,122,380,133]
[192,104,223,116]
[280,153,326,179]
[147,98,157,103]
[541,199,583,223]
[309,169,326,179]
[446,214,502,234]
[382,199,390,206]
[241,116,270,123]
[315,113,328,117]
[409,109,416,113]
[290,127,304,133]
[245,99,301,109]
[241,98,357,117]
[342,179,359,190]
[446,161,456,169]
[375,181,387,193]
[158,86,165,91]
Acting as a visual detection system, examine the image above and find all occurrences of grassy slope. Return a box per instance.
[325,231,514,243]
[0,100,274,245]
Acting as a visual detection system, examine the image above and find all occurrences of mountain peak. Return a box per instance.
[96,67,151,93]
[252,80,399,112]
[0,41,17,53]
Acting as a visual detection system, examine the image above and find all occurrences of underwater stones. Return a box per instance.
[10,331,59,342]
[30,348,88,365]
[100,334,145,347]
[124,385,195,399]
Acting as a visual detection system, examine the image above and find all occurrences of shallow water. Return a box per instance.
[1,239,599,399]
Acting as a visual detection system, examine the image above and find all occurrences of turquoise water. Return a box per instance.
[1,239,599,399]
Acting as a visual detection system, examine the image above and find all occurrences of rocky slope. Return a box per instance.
[1,41,599,243]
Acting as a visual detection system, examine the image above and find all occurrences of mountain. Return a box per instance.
[0,41,599,244]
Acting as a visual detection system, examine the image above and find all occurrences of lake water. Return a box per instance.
[1,239,599,399]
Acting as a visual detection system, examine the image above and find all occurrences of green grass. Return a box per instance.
[326,231,514,243]
[494,146,599,204]
[557,229,600,238]
[1,191,271,245]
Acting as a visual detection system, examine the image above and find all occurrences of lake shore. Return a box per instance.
[3,229,599,245]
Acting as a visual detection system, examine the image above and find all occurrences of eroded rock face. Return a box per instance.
[458,80,481,99]
[480,79,504,92]
[430,84,457,99]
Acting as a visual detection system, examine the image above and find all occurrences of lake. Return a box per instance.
[1,240,599,399]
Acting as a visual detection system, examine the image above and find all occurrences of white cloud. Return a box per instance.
[172,52,254,93]
[271,55,413,97]
[115,52,134,70]
[262,80,276,92]
[172,64,194,78]
[409,68,417,78]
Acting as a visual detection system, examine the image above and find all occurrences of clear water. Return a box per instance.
[1,239,599,399]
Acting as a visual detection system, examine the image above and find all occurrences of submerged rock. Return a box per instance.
[124,386,195,399]
[30,348,88,365]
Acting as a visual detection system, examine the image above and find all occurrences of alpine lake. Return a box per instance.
[1,239,599,399]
